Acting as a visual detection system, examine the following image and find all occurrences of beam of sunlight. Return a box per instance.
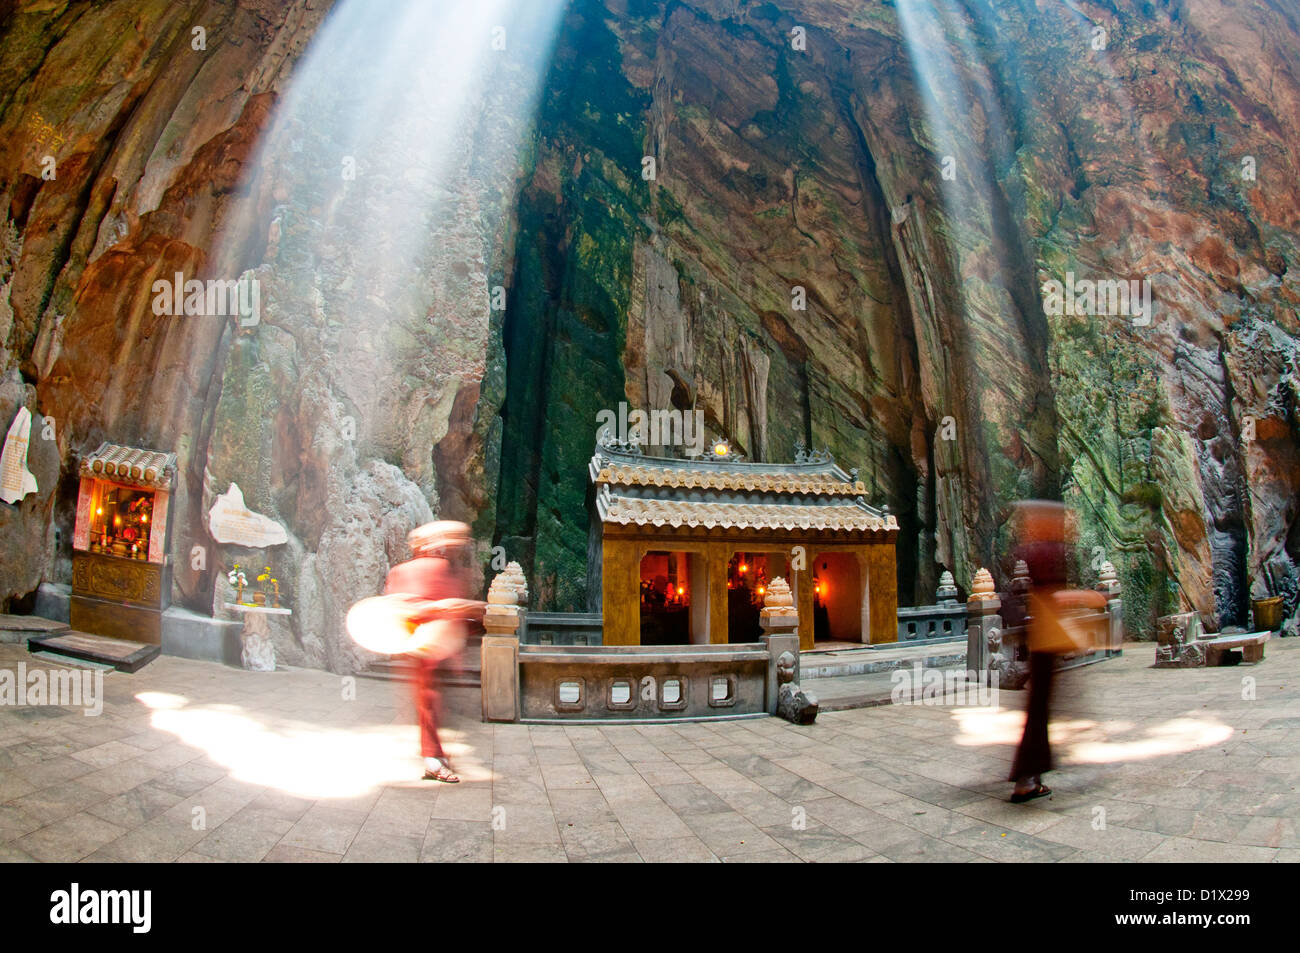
[892,0,1172,328]
[212,0,569,354]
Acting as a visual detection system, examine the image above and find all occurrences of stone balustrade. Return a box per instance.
[965,560,1123,688]
[896,569,969,645]
[480,565,805,723]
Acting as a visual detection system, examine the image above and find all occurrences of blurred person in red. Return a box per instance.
[384,520,484,782]
[1007,501,1107,803]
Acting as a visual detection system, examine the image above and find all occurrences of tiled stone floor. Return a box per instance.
[1,639,1296,862]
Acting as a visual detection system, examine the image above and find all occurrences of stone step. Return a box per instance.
[29,651,115,672]
[26,630,159,673]
[358,658,481,687]
[804,663,976,711]
[0,614,70,644]
[799,640,969,678]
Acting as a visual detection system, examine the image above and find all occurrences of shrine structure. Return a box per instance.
[69,443,177,643]
[589,435,898,650]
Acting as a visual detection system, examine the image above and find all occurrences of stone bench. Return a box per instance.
[1200,631,1269,666]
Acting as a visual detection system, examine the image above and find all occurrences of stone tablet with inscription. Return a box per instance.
[208,482,288,547]
[1,407,38,504]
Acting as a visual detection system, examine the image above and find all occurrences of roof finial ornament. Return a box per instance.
[708,438,743,462]
[597,425,643,457]
[793,441,831,465]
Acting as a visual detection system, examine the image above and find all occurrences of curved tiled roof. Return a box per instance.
[588,441,894,534]
[79,443,177,490]
[597,492,898,533]
[593,465,866,496]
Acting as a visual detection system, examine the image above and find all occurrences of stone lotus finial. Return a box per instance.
[1097,560,1120,595]
[936,570,958,604]
[502,560,528,605]
[487,571,518,606]
[763,576,794,610]
[968,567,997,603]
[1010,559,1032,595]
[760,577,798,634]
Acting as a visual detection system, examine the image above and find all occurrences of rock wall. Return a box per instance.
[495,0,1300,637]
[1,0,1297,670]
[1,0,332,623]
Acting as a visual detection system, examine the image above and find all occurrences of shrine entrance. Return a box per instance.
[812,552,865,643]
[726,550,790,643]
[638,551,708,645]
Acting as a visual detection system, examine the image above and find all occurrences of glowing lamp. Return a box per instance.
[739,563,748,574]
[677,586,684,595]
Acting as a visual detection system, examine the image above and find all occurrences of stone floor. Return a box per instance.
[0,638,1296,862]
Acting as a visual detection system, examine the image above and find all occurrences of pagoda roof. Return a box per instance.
[79,442,177,490]
[589,438,897,534]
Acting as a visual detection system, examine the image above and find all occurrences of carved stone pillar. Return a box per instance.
[936,570,958,605]
[966,567,1002,677]
[1096,560,1123,654]
[759,577,800,714]
[481,570,522,722]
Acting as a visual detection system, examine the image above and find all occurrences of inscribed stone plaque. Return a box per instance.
[207,483,288,547]
[0,407,38,504]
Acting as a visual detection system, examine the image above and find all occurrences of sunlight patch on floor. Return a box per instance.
[138,690,487,798]
[949,706,1234,765]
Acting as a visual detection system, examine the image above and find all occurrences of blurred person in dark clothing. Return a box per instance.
[1007,501,1106,803]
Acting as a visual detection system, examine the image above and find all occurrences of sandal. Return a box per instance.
[422,765,460,783]
[1009,783,1051,804]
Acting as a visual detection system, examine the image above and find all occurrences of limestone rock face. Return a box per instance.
[1,0,1297,671]
[496,0,1300,635]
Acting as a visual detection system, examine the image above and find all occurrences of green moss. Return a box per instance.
[657,186,686,228]
[208,337,280,512]
[493,7,654,609]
